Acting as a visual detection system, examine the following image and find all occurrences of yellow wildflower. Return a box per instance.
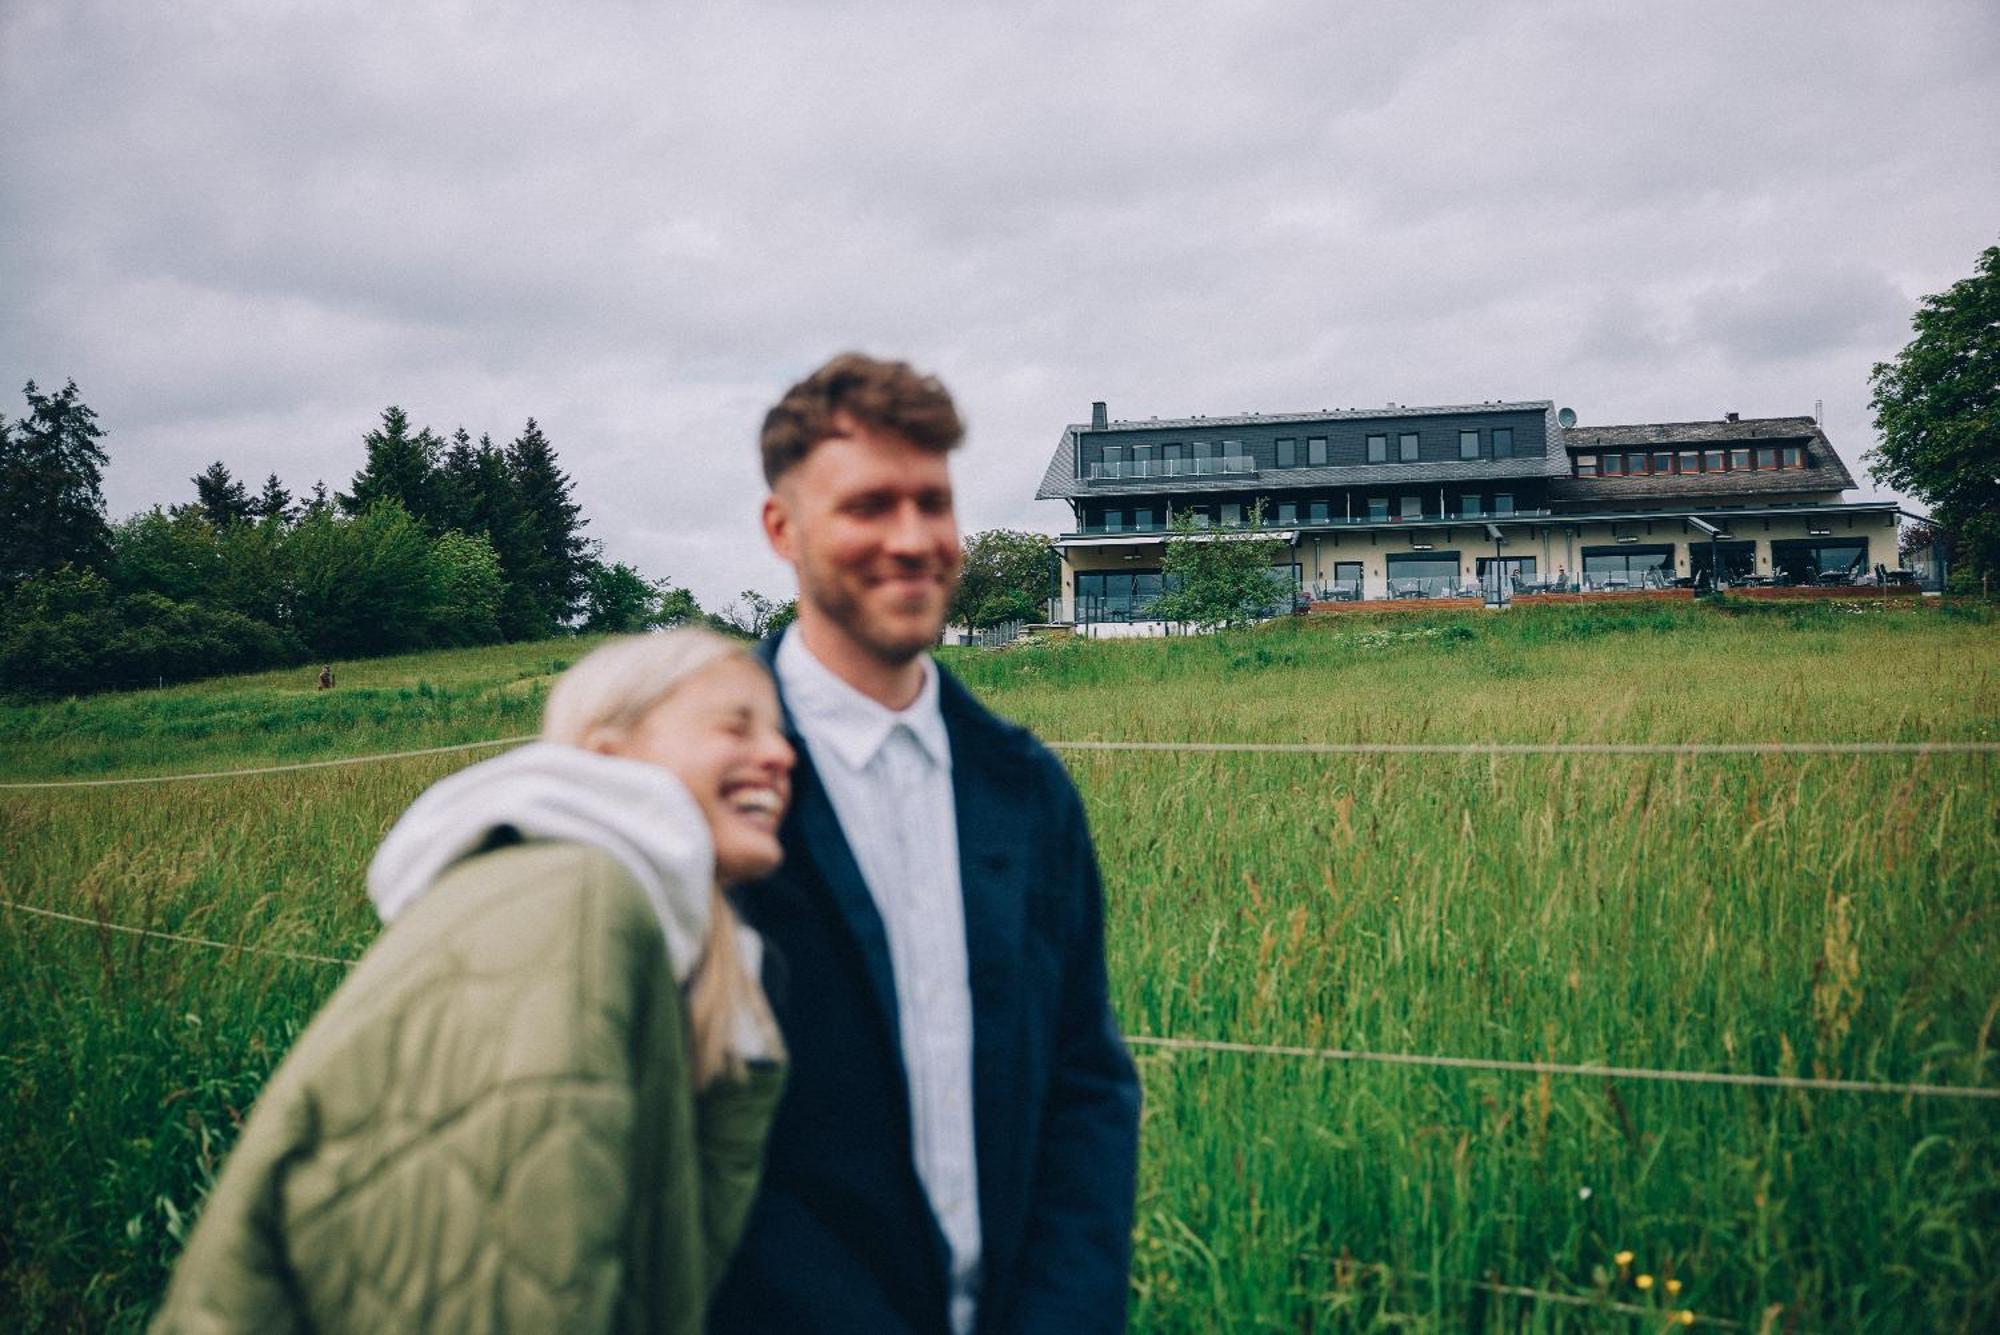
[1636,1273,1655,1291]
[1666,1278,1683,1296]
[1614,1250,1634,1268]
[1675,1311,1696,1326]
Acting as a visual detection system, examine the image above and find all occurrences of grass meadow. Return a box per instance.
[3,601,1997,1330]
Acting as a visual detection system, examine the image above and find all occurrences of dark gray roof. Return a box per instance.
[1035,401,1564,501]
[1555,416,1857,503]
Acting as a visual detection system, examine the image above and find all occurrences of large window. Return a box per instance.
[1366,434,1388,463]
[1133,507,1155,530]
[1308,436,1328,465]
[1100,508,1123,532]
[1459,430,1480,460]
[1581,544,1673,588]
[1076,569,1171,622]
[1191,440,1210,462]
[1385,552,1462,597]
[1771,539,1866,584]
[1688,540,1756,586]
[1398,432,1420,462]
[1328,561,1364,599]
[1276,437,1297,468]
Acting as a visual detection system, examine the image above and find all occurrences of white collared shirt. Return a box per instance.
[775,631,981,1335]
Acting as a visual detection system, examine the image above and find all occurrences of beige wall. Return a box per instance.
[1056,510,1897,611]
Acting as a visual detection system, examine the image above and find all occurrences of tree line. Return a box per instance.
[0,379,1069,695]
[0,385,763,694]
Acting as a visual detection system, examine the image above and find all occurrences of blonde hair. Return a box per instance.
[542,627,782,1088]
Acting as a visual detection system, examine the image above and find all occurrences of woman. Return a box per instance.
[152,628,793,1334]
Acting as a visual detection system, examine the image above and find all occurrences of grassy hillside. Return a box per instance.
[3,602,1997,1330]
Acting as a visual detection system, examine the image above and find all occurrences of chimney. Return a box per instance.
[1090,401,1108,430]
[1725,411,1739,423]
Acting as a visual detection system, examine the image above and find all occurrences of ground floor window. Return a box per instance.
[1477,556,1536,597]
[1385,552,1461,597]
[1581,545,1674,589]
[1771,538,1867,584]
[1326,560,1364,599]
[1688,540,1756,586]
[1076,569,1172,621]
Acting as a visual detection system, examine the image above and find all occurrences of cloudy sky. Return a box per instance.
[4,0,1996,609]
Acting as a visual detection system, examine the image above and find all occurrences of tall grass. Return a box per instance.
[2,604,1996,1330]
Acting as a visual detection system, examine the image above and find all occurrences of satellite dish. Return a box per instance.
[1557,407,1578,429]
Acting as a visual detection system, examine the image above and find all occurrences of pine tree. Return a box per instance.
[252,472,295,524]
[341,406,442,529]
[0,379,112,591]
[302,480,333,521]
[192,461,256,528]
[505,418,594,631]
[433,427,480,536]
[470,434,548,640]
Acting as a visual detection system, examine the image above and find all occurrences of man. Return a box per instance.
[709,354,1140,1334]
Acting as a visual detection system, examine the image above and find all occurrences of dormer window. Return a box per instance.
[1398,432,1419,462]
[1367,434,1388,463]
[1577,454,1599,477]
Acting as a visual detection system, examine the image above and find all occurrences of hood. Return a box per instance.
[367,741,724,984]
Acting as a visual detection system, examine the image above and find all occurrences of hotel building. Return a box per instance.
[1035,399,1906,623]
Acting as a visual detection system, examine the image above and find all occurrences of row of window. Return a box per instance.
[1574,444,1805,478]
[1091,493,1520,531]
[1092,426,1527,473]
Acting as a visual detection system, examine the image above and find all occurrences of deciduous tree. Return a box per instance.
[951,528,1053,629]
[1869,242,2000,586]
[1147,506,1290,631]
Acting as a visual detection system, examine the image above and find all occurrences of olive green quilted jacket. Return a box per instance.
[150,841,784,1334]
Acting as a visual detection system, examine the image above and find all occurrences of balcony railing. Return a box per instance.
[1086,455,1257,481]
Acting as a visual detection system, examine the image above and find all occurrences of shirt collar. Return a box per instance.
[775,628,951,774]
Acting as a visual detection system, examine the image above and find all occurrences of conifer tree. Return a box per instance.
[0,379,112,592]
[252,472,295,524]
[433,427,480,536]
[192,461,256,528]
[341,406,442,529]
[301,479,333,521]
[505,417,594,631]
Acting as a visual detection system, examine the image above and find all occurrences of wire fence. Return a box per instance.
[7,898,1994,1104]
[3,734,1994,790]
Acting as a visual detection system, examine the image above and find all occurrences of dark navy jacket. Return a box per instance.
[709,637,1140,1334]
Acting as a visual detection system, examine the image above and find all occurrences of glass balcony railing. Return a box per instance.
[1086,455,1257,481]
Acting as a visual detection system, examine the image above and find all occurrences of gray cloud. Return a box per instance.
[4,0,1996,608]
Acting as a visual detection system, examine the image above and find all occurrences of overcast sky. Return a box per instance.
[4,1,1996,609]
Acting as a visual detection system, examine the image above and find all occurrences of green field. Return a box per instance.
[4,602,1998,1331]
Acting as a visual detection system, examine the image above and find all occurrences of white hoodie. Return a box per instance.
[366,741,764,1010]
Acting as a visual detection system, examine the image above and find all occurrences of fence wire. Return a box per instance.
[3,735,1994,790]
[7,898,1994,1104]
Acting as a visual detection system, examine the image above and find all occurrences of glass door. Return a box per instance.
[1477,556,1536,605]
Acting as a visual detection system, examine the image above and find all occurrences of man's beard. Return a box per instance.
[803,565,952,664]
